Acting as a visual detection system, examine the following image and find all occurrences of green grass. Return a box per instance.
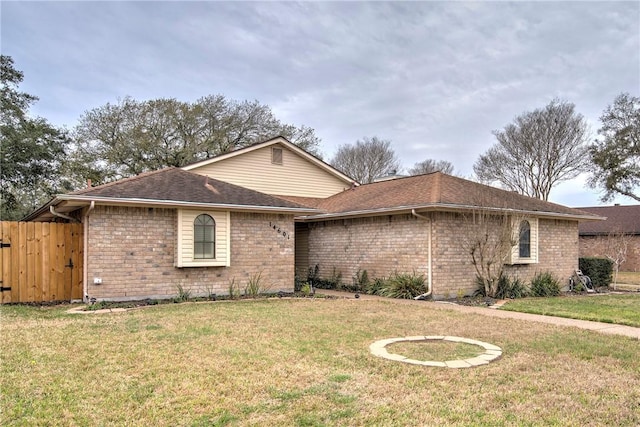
[1,299,639,426]
[500,293,640,327]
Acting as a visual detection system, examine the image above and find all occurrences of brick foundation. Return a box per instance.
[86,206,295,300]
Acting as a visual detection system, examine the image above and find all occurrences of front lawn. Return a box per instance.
[1,299,639,426]
[500,293,640,327]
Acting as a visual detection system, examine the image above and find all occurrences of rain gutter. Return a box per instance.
[82,201,95,302]
[49,205,78,222]
[54,195,319,214]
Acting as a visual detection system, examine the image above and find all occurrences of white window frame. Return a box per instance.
[176,209,231,267]
[508,217,539,265]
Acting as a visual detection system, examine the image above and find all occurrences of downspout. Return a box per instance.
[50,205,78,222]
[82,201,95,302]
[411,209,432,299]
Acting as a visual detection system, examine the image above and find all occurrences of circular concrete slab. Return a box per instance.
[369,335,502,368]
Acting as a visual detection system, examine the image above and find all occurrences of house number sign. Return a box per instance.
[269,222,291,240]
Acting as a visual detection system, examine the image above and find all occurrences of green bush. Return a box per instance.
[530,272,561,297]
[474,274,528,299]
[307,265,342,289]
[380,272,427,299]
[300,282,312,296]
[244,271,265,297]
[351,269,370,293]
[496,276,529,299]
[579,257,613,287]
[174,284,192,302]
[365,277,388,296]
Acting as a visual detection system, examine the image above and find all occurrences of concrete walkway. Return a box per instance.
[317,290,640,340]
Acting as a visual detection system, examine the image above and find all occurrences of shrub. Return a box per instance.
[300,282,312,296]
[228,278,240,300]
[365,277,388,296]
[530,272,561,297]
[174,284,191,302]
[579,257,613,287]
[474,274,528,299]
[474,276,488,297]
[308,265,342,289]
[244,271,266,298]
[496,276,529,299]
[381,272,427,299]
[351,269,370,293]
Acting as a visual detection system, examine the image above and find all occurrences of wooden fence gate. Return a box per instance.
[0,222,83,303]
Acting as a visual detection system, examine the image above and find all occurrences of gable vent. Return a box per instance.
[272,147,283,165]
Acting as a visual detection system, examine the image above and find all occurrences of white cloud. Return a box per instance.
[2,0,638,206]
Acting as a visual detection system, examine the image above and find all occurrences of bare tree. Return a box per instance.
[408,159,454,175]
[330,136,401,183]
[461,208,519,297]
[474,99,590,200]
[603,231,631,288]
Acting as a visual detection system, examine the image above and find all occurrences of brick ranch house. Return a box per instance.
[577,205,640,272]
[26,137,602,301]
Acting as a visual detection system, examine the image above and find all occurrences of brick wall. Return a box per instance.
[579,235,640,272]
[431,213,579,297]
[86,206,295,300]
[307,214,429,285]
[307,212,579,299]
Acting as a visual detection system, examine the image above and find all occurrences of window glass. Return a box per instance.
[519,220,531,258]
[194,214,215,259]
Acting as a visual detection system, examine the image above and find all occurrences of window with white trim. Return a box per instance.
[509,217,538,264]
[194,214,215,259]
[176,210,230,267]
[518,220,531,258]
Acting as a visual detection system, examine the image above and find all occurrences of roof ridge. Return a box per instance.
[352,171,440,188]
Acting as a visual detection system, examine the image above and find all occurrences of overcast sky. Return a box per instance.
[2,1,639,207]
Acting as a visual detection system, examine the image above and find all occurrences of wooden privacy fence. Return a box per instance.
[0,222,83,303]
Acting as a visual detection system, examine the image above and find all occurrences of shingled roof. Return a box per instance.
[24,168,314,221]
[577,205,640,235]
[69,168,309,208]
[301,172,601,221]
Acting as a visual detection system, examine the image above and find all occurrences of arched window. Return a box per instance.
[194,214,215,259]
[519,220,531,258]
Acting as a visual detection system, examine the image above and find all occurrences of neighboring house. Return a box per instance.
[577,205,640,272]
[26,136,602,301]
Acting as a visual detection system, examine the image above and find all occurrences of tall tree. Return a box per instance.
[473,99,590,200]
[408,159,454,175]
[330,136,400,183]
[68,95,321,185]
[0,55,70,220]
[588,93,640,202]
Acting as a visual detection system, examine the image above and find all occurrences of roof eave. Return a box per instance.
[25,194,319,221]
[297,203,605,222]
[21,198,60,222]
